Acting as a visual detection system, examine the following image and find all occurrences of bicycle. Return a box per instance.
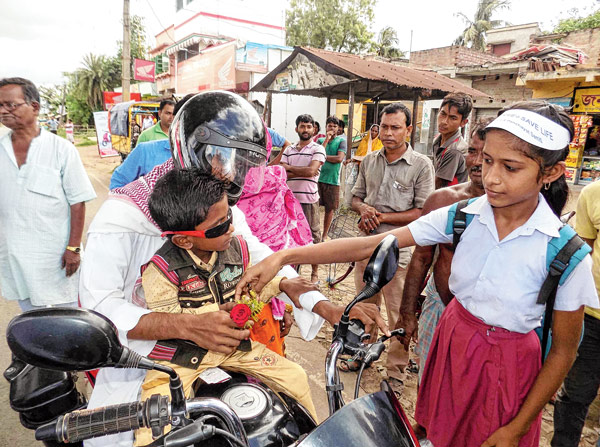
[325,207,359,289]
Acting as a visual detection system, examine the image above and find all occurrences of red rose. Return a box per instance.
[230,303,251,328]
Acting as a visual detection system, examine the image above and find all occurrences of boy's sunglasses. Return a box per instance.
[161,209,232,239]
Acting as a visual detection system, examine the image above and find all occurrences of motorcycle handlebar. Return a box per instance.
[35,395,170,444]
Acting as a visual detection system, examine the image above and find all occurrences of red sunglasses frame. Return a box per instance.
[161,209,232,239]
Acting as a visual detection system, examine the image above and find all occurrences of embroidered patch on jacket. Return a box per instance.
[261,354,277,367]
[220,266,243,283]
[180,275,206,292]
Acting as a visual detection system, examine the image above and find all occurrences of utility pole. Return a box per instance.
[60,81,66,125]
[122,0,131,102]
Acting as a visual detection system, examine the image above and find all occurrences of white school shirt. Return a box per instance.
[0,130,96,305]
[80,198,327,447]
[408,194,598,333]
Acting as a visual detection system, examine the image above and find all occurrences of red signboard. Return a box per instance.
[103,92,142,111]
[134,59,156,82]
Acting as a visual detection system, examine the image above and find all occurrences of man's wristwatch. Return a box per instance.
[66,246,81,254]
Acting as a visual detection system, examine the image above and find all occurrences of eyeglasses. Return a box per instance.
[161,209,233,239]
[0,102,29,112]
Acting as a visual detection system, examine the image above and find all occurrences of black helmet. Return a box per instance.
[170,91,268,204]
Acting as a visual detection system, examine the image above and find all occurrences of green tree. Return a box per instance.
[372,26,405,58]
[553,8,600,33]
[62,14,149,124]
[73,53,114,112]
[39,85,63,117]
[454,0,510,51]
[285,0,376,53]
[109,15,150,85]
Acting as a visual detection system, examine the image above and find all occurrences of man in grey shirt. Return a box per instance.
[351,103,434,391]
[431,93,472,189]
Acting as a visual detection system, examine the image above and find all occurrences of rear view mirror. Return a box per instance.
[362,235,399,291]
[6,308,124,371]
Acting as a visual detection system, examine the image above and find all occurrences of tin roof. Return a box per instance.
[252,46,489,101]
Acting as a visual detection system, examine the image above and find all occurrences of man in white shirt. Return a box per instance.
[0,77,96,311]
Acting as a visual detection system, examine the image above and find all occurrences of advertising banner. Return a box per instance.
[103,92,142,111]
[134,59,156,82]
[236,42,269,73]
[177,41,236,93]
[93,111,119,158]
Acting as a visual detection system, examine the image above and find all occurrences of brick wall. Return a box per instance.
[534,28,600,66]
[471,73,533,109]
[410,45,506,68]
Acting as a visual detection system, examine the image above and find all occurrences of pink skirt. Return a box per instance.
[415,299,542,447]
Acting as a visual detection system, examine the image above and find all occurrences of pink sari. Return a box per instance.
[237,130,313,319]
[237,165,313,252]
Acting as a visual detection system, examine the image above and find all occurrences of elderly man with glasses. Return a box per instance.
[0,77,96,311]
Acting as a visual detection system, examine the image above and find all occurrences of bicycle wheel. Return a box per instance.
[326,208,359,289]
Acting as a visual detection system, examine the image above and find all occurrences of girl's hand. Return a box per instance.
[481,425,524,447]
[235,253,283,300]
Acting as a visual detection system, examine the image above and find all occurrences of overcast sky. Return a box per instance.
[1,0,598,87]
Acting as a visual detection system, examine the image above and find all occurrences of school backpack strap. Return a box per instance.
[536,225,591,361]
[445,198,478,250]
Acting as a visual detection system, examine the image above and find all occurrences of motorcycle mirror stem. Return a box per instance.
[335,235,400,340]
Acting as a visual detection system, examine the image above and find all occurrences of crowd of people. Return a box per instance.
[0,75,599,447]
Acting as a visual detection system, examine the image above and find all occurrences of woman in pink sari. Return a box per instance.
[237,129,314,320]
[237,128,313,252]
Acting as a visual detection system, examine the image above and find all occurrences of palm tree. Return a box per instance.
[74,53,113,112]
[454,0,510,51]
[373,26,405,58]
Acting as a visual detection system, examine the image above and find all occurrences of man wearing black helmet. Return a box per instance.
[80,91,387,447]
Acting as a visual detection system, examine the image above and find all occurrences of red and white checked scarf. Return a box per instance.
[110,159,174,229]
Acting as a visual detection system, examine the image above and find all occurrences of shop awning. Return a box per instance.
[251,46,489,101]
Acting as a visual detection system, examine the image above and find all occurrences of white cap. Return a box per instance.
[486,109,571,151]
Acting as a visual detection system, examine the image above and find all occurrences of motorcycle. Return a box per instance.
[5,235,420,447]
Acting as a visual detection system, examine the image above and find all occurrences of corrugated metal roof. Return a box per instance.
[252,46,490,100]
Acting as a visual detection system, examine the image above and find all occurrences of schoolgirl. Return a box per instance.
[234,101,599,447]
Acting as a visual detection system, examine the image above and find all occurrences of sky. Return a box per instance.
[1,0,598,87]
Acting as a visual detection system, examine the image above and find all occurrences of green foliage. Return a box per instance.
[454,0,510,51]
[554,8,600,33]
[76,136,98,147]
[39,85,63,116]
[73,54,115,112]
[112,15,150,83]
[285,0,376,53]
[65,83,93,125]
[63,15,149,125]
[372,26,405,58]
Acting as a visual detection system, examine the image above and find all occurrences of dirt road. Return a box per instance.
[0,143,598,446]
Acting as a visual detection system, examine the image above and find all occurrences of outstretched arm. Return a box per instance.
[235,227,416,298]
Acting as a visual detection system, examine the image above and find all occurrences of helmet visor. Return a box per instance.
[202,145,266,194]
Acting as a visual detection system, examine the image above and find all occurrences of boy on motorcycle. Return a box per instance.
[134,169,317,444]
